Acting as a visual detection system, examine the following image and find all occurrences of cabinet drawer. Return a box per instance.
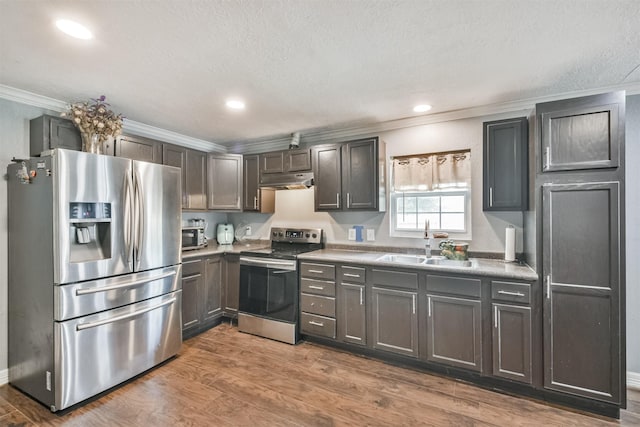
[372,269,418,290]
[491,281,531,304]
[339,266,366,284]
[300,262,335,280]
[300,278,335,297]
[301,294,335,317]
[426,275,481,298]
[300,313,336,339]
[182,258,202,277]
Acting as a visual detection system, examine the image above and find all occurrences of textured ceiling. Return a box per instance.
[1,0,639,147]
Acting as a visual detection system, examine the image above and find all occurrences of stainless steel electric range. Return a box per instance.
[238,227,323,344]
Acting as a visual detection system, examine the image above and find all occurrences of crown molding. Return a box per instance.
[0,84,226,153]
[226,82,640,153]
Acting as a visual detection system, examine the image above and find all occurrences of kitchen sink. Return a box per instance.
[376,254,427,264]
[424,257,475,268]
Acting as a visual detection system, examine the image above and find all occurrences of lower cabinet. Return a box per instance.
[426,294,482,372]
[181,255,223,337]
[492,303,532,384]
[372,287,418,358]
[222,253,240,318]
[338,283,366,346]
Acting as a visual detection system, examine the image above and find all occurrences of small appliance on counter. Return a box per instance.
[182,226,206,250]
[217,223,234,245]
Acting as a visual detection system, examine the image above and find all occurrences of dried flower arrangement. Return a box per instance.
[62,95,124,143]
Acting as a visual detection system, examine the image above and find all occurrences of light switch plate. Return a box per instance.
[366,229,375,241]
[245,226,252,236]
[348,229,356,241]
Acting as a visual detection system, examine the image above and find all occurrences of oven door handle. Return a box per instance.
[240,257,297,270]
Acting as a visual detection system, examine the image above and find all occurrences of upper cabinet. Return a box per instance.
[259,148,311,174]
[30,115,82,156]
[537,91,623,173]
[312,137,386,212]
[162,144,188,208]
[483,117,528,211]
[186,149,208,210]
[208,154,242,211]
[115,135,162,163]
[243,154,275,213]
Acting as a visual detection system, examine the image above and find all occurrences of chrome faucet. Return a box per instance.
[424,236,432,258]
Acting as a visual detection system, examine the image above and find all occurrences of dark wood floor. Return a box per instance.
[1,323,640,426]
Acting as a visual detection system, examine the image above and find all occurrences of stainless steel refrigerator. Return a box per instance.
[7,149,182,412]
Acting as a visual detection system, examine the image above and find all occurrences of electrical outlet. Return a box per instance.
[245,226,252,236]
[348,229,356,241]
[366,229,375,241]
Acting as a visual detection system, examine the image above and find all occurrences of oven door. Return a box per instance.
[239,257,298,323]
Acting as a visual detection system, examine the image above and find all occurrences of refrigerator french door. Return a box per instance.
[8,149,182,412]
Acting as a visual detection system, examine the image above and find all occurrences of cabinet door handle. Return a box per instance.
[308,285,325,290]
[543,148,550,170]
[412,294,416,315]
[428,296,432,317]
[308,269,324,274]
[309,320,324,327]
[343,273,360,278]
[336,193,340,208]
[253,195,258,210]
[497,290,525,297]
[359,287,363,305]
[546,275,551,299]
[346,192,350,208]
[489,187,493,207]
[494,305,498,328]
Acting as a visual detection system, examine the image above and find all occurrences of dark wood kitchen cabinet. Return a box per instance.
[243,154,275,213]
[208,153,242,211]
[426,274,482,372]
[259,148,311,174]
[30,114,82,156]
[312,137,386,212]
[115,134,162,163]
[491,280,533,384]
[371,286,418,358]
[222,253,240,318]
[538,92,622,172]
[483,117,528,211]
[337,266,367,346]
[162,144,188,208]
[185,149,208,210]
[182,255,224,338]
[532,91,626,409]
[300,262,337,339]
[542,181,621,402]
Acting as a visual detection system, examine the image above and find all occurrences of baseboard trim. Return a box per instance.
[0,368,8,386]
[628,371,640,390]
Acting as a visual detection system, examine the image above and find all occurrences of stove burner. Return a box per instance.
[241,227,323,260]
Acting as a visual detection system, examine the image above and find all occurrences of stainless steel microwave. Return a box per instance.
[182,226,206,250]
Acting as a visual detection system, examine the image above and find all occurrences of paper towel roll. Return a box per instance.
[505,226,516,262]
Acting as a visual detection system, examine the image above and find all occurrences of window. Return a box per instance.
[390,149,471,238]
[394,191,468,232]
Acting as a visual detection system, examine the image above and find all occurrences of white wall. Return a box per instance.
[230,110,530,254]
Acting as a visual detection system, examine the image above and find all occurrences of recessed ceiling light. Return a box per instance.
[413,104,432,113]
[55,19,93,40]
[225,99,246,110]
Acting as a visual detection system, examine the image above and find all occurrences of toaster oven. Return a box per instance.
[182,226,206,250]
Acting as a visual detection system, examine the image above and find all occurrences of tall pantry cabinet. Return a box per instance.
[526,91,626,411]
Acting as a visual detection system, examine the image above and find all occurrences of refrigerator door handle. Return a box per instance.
[75,270,177,296]
[133,170,145,270]
[124,172,134,268]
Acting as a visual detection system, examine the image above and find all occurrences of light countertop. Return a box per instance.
[181,242,270,259]
[297,249,538,281]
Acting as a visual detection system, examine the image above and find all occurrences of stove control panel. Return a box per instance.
[271,227,322,244]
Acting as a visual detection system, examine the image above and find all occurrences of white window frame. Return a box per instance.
[390,189,472,240]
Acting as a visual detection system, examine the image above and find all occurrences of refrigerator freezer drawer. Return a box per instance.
[53,290,182,411]
[54,265,182,321]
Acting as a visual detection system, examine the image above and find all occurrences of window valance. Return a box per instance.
[392,149,471,192]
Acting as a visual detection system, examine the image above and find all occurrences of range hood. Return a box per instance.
[259,172,314,190]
